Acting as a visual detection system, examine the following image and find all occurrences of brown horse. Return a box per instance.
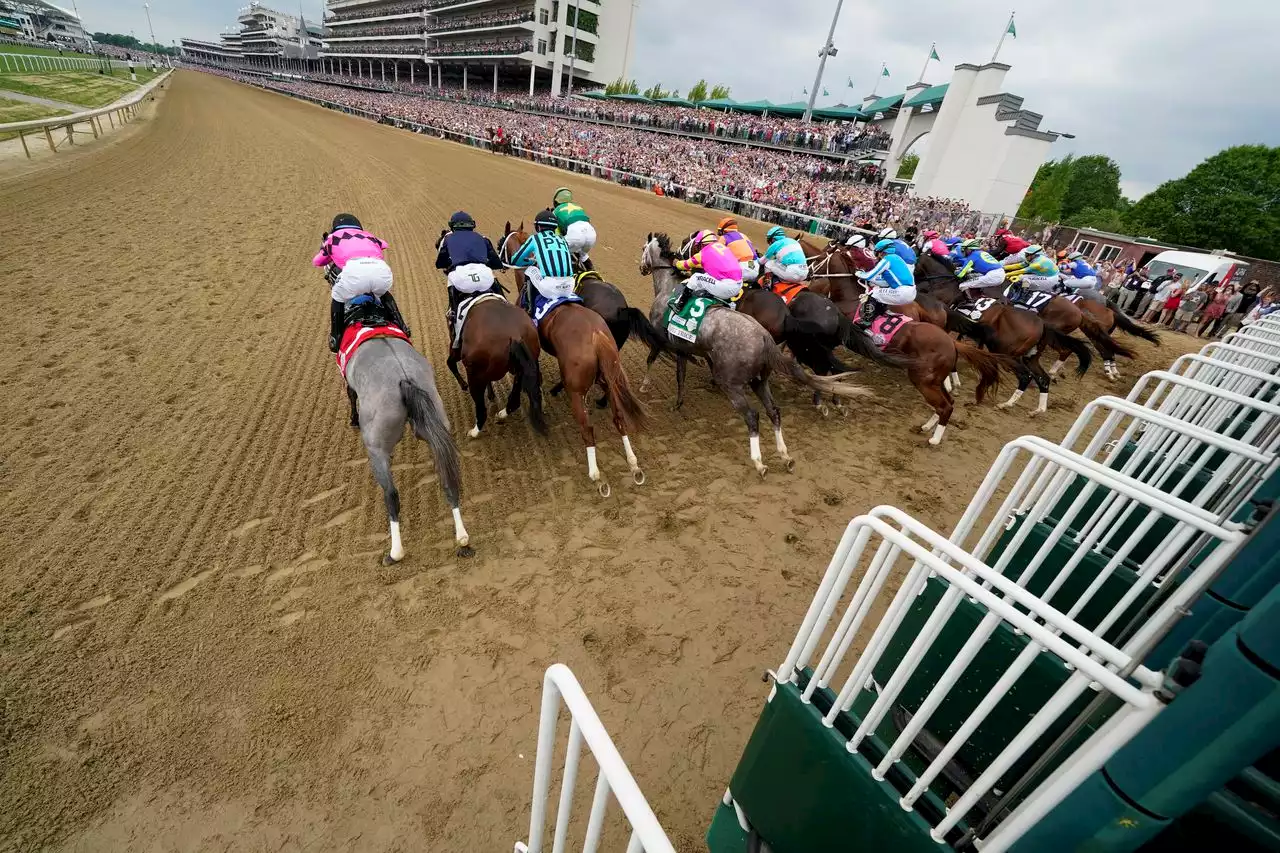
[801,236,950,328]
[1075,297,1162,377]
[914,252,1095,414]
[445,295,547,439]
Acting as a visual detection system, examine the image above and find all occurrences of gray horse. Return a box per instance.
[638,233,872,477]
[345,336,471,562]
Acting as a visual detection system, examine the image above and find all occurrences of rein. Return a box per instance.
[498,230,522,268]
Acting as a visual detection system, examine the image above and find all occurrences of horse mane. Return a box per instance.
[653,233,674,260]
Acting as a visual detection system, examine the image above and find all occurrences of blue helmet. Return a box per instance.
[874,238,897,254]
[943,236,962,247]
[449,210,476,230]
[765,226,786,242]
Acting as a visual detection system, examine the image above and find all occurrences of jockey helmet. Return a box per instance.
[552,187,574,205]
[922,229,940,240]
[961,238,984,251]
[878,227,898,241]
[845,234,868,248]
[448,211,476,231]
[717,216,739,233]
[332,213,362,231]
[1024,244,1044,258]
[1067,250,1085,261]
[1057,250,1070,260]
[943,236,962,247]
[534,209,558,232]
[995,227,1011,237]
[691,229,718,248]
[873,238,897,254]
[765,226,786,242]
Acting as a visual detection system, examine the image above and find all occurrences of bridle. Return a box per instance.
[498,230,522,268]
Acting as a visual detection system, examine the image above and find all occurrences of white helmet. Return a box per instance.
[878,228,898,241]
[846,234,868,248]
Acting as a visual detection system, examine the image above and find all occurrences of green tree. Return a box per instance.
[1062,154,1122,219]
[687,79,709,103]
[896,152,920,180]
[709,84,732,100]
[1127,145,1280,260]
[1064,206,1128,233]
[643,82,671,100]
[1017,154,1074,221]
[604,77,639,95]
[92,32,175,54]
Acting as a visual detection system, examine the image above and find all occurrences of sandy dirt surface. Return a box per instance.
[0,71,1203,852]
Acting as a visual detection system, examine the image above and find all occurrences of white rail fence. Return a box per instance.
[0,70,171,158]
[0,52,139,73]
[516,664,674,853]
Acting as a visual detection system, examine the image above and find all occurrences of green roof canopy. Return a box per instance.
[861,93,904,118]
[655,96,695,107]
[578,90,608,99]
[904,83,949,108]
[608,92,652,102]
[730,99,775,114]
[765,100,811,117]
[813,105,866,120]
[696,97,739,110]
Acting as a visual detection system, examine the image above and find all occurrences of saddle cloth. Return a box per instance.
[770,280,809,306]
[1004,287,1056,313]
[455,292,507,347]
[852,304,913,350]
[337,323,410,379]
[956,297,998,322]
[533,293,583,328]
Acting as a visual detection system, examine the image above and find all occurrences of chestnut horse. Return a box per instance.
[445,295,547,439]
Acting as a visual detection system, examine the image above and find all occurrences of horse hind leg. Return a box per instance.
[998,358,1036,410]
[603,379,646,485]
[728,384,767,477]
[916,374,954,445]
[468,382,489,438]
[347,386,360,429]
[501,374,521,420]
[365,445,404,564]
[751,377,793,472]
[1027,357,1051,416]
[570,391,609,497]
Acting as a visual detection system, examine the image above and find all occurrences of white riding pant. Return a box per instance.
[331,256,394,303]
[739,259,760,283]
[1065,275,1098,291]
[687,271,742,302]
[1021,273,1060,293]
[870,284,916,305]
[764,259,809,283]
[447,264,496,294]
[960,268,1007,290]
[563,221,597,258]
[524,267,576,301]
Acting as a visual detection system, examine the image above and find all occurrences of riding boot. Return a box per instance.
[579,254,595,272]
[328,299,345,353]
[381,292,411,338]
[672,283,691,311]
[857,297,881,331]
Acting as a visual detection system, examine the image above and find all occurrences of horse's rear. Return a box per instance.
[459,298,547,435]
[346,338,469,561]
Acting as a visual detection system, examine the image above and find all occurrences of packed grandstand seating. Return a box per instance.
[426,9,535,32]
[326,2,425,23]
[189,66,977,234]
[0,34,169,62]
[424,38,530,56]
[328,23,425,39]
[325,43,430,55]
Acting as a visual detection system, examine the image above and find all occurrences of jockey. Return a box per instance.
[551,187,597,270]
[510,209,577,318]
[1062,251,1104,302]
[855,239,917,330]
[313,213,407,352]
[761,226,810,285]
[1010,246,1062,296]
[877,227,918,264]
[673,230,743,308]
[991,227,1030,259]
[435,211,505,354]
[716,217,761,284]
[955,238,1007,295]
[920,229,951,260]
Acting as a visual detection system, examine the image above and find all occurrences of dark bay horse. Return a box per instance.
[641,234,874,470]
[344,336,471,561]
[801,236,950,329]
[914,252,1093,415]
[444,295,547,439]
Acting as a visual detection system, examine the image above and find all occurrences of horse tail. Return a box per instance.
[508,339,548,435]
[399,379,463,507]
[766,346,873,399]
[1040,327,1093,377]
[1106,300,1162,345]
[622,307,673,360]
[1079,315,1138,361]
[954,340,1013,404]
[945,308,996,349]
[835,311,914,371]
[594,330,650,434]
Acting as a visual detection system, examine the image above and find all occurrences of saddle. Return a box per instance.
[574,269,603,292]
[768,279,809,306]
[344,295,398,332]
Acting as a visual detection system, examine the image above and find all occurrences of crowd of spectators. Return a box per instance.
[424,37,530,56]
[327,2,424,23]
[329,23,425,39]
[1109,267,1267,338]
[326,43,430,55]
[426,9,534,32]
[0,34,169,62]
[195,66,978,234]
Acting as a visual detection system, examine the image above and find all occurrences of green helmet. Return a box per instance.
[553,187,573,205]
[961,238,984,251]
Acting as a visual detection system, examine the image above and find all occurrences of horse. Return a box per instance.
[444,294,547,439]
[800,236,950,329]
[344,336,471,562]
[914,252,1094,415]
[640,233,873,470]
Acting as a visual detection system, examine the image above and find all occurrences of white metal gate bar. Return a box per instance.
[517,665,674,853]
[774,508,1162,852]
[1171,352,1280,406]
[1126,370,1280,449]
[1197,342,1280,382]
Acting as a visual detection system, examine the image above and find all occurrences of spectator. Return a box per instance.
[1157,278,1184,326]
[1198,284,1231,338]
[1137,267,1176,318]
[1118,268,1145,315]
[1226,281,1262,333]
[1175,284,1208,333]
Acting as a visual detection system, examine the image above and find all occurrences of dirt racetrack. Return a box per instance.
[0,71,1202,851]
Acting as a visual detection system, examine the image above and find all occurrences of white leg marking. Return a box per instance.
[497,408,508,420]
[950,371,961,391]
[388,520,405,562]
[1048,359,1066,377]
[468,425,481,439]
[622,435,639,469]
[921,413,940,433]
[929,424,947,445]
[586,445,600,481]
[452,507,469,547]
[750,434,767,475]
[998,389,1023,410]
[1033,391,1049,415]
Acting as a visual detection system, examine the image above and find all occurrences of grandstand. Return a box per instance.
[190,3,323,68]
[0,0,88,46]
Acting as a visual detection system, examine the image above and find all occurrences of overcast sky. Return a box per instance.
[76,0,1278,198]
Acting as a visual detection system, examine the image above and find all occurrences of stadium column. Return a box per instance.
[463,64,468,91]
[529,61,535,96]
[493,63,497,93]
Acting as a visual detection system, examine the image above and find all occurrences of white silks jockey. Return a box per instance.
[855,238,917,329]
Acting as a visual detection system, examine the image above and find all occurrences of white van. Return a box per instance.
[1141,250,1250,291]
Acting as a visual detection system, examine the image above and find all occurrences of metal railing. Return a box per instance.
[516,664,675,853]
[0,70,171,158]
[0,51,144,73]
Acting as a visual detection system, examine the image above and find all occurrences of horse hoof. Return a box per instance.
[1030,409,1046,418]
[784,458,796,473]
[455,544,476,558]
[755,464,768,479]
[349,419,360,430]
[468,426,481,439]
[632,469,646,486]
[997,403,1013,411]
[381,553,402,566]
[598,480,612,498]
[497,409,508,421]
[818,405,831,418]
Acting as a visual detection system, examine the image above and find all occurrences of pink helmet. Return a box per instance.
[922,229,940,240]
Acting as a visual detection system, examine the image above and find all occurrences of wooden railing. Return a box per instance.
[0,70,171,159]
